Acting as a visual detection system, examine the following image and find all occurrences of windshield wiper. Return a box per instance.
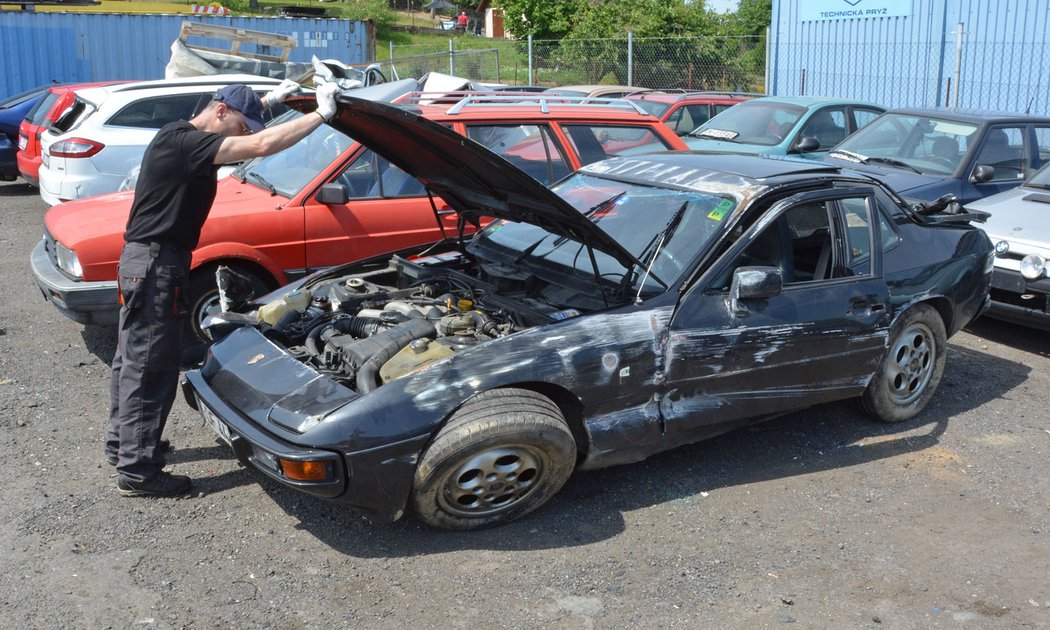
[863,156,922,173]
[246,171,277,196]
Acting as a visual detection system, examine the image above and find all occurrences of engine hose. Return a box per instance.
[356,319,437,394]
[335,315,385,338]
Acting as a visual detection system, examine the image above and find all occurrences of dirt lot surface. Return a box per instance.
[1,179,1049,628]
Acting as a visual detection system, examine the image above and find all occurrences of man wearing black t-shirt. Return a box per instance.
[107,81,340,497]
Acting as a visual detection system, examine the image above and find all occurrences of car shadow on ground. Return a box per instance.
[0,181,37,197]
[253,340,1030,556]
[966,316,1050,358]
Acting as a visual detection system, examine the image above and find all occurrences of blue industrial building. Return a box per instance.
[768,0,1050,114]
[0,13,372,96]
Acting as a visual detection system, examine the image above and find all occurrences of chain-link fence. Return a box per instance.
[386,35,766,91]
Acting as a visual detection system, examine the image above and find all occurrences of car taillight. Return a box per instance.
[49,138,104,158]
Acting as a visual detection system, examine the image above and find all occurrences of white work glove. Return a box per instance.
[315,82,339,122]
[262,79,301,109]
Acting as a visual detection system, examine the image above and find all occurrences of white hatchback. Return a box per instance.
[37,75,286,206]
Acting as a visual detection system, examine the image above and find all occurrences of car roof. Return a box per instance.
[73,74,283,104]
[544,85,650,97]
[743,95,883,109]
[624,90,757,104]
[581,151,846,189]
[884,106,1050,124]
[400,92,664,122]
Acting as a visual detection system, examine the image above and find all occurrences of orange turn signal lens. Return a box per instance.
[279,459,328,482]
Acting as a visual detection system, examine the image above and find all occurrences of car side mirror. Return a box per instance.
[970,164,995,184]
[316,183,349,205]
[794,136,821,153]
[729,266,783,316]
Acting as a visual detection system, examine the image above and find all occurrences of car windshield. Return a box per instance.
[631,100,671,118]
[1025,161,1050,189]
[235,110,355,197]
[692,100,805,145]
[467,173,735,297]
[830,113,979,176]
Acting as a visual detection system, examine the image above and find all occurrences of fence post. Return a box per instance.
[389,41,394,63]
[495,48,501,84]
[449,38,455,75]
[764,26,771,94]
[627,31,633,86]
[528,34,533,85]
[953,22,964,110]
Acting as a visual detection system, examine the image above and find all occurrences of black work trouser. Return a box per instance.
[106,241,191,483]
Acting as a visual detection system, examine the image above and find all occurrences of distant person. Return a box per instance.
[106,80,340,498]
[457,11,468,31]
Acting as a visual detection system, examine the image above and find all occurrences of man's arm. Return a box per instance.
[213,110,325,164]
[214,82,339,165]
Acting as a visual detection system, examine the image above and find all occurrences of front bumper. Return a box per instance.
[30,239,119,326]
[984,266,1050,330]
[183,370,347,499]
[181,327,430,523]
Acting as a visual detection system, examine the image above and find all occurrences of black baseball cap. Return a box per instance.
[213,84,265,133]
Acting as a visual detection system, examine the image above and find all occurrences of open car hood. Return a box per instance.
[287,95,641,270]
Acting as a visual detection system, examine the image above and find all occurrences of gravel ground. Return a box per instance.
[1,179,1049,629]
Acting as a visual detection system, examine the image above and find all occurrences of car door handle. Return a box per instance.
[436,205,455,216]
[849,295,886,315]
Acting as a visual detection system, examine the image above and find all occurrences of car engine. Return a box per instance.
[247,251,584,392]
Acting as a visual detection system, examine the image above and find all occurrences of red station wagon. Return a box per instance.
[32,91,688,348]
[625,90,757,136]
[17,81,130,186]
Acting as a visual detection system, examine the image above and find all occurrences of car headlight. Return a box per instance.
[1019,253,1047,280]
[55,241,83,279]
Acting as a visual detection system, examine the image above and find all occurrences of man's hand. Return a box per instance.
[315,82,339,122]
[262,79,301,110]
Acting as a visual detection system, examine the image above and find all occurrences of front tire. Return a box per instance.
[861,304,947,423]
[182,264,270,363]
[411,388,576,531]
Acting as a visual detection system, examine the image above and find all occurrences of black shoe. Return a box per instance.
[117,471,192,497]
[106,439,172,466]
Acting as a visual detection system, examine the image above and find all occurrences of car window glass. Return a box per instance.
[680,105,712,134]
[694,101,806,146]
[1034,127,1050,166]
[713,201,838,290]
[28,92,61,125]
[561,124,674,164]
[834,114,980,176]
[240,111,355,197]
[799,108,848,149]
[107,94,204,129]
[977,126,1026,180]
[838,197,874,275]
[852,107,882,130]
[466,124,570,184]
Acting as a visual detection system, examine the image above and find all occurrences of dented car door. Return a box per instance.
[660,188,892,438]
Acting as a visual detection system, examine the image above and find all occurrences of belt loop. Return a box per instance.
[149,242,161,258]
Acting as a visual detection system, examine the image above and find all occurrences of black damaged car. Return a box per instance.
[183,96,994,530]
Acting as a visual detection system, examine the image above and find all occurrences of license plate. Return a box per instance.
[197,397,233,446]
[18,136,26,150]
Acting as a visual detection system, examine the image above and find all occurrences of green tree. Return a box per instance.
[496,0,586,40]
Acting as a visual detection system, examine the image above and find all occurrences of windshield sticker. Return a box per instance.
[707,198,734,221]
[698,128,739,140]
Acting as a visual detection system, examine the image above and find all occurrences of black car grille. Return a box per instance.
[991,287,1049,312]
[42,228,59,267]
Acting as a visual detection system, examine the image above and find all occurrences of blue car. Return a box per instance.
[0,85,49,181]
[683,96,885,158]
[823,108,1050,205]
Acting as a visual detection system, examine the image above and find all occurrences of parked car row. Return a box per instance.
[5,74,1047,529]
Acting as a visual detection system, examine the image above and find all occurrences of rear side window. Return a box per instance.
[560,124,674,165]
[666,105,713,136]
[107,94,208,129]
[28,92,61,125]
[466,124,571,184]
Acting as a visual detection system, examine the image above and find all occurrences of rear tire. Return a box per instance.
[861,304,947,423]
[411,388,576,531]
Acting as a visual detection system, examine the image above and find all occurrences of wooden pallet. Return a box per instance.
[178,21,296,63]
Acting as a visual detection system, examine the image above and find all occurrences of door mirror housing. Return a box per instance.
[970,164,995,184]
[795,136,820,153]
[316,183,349,205]
[729,266,783,316]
